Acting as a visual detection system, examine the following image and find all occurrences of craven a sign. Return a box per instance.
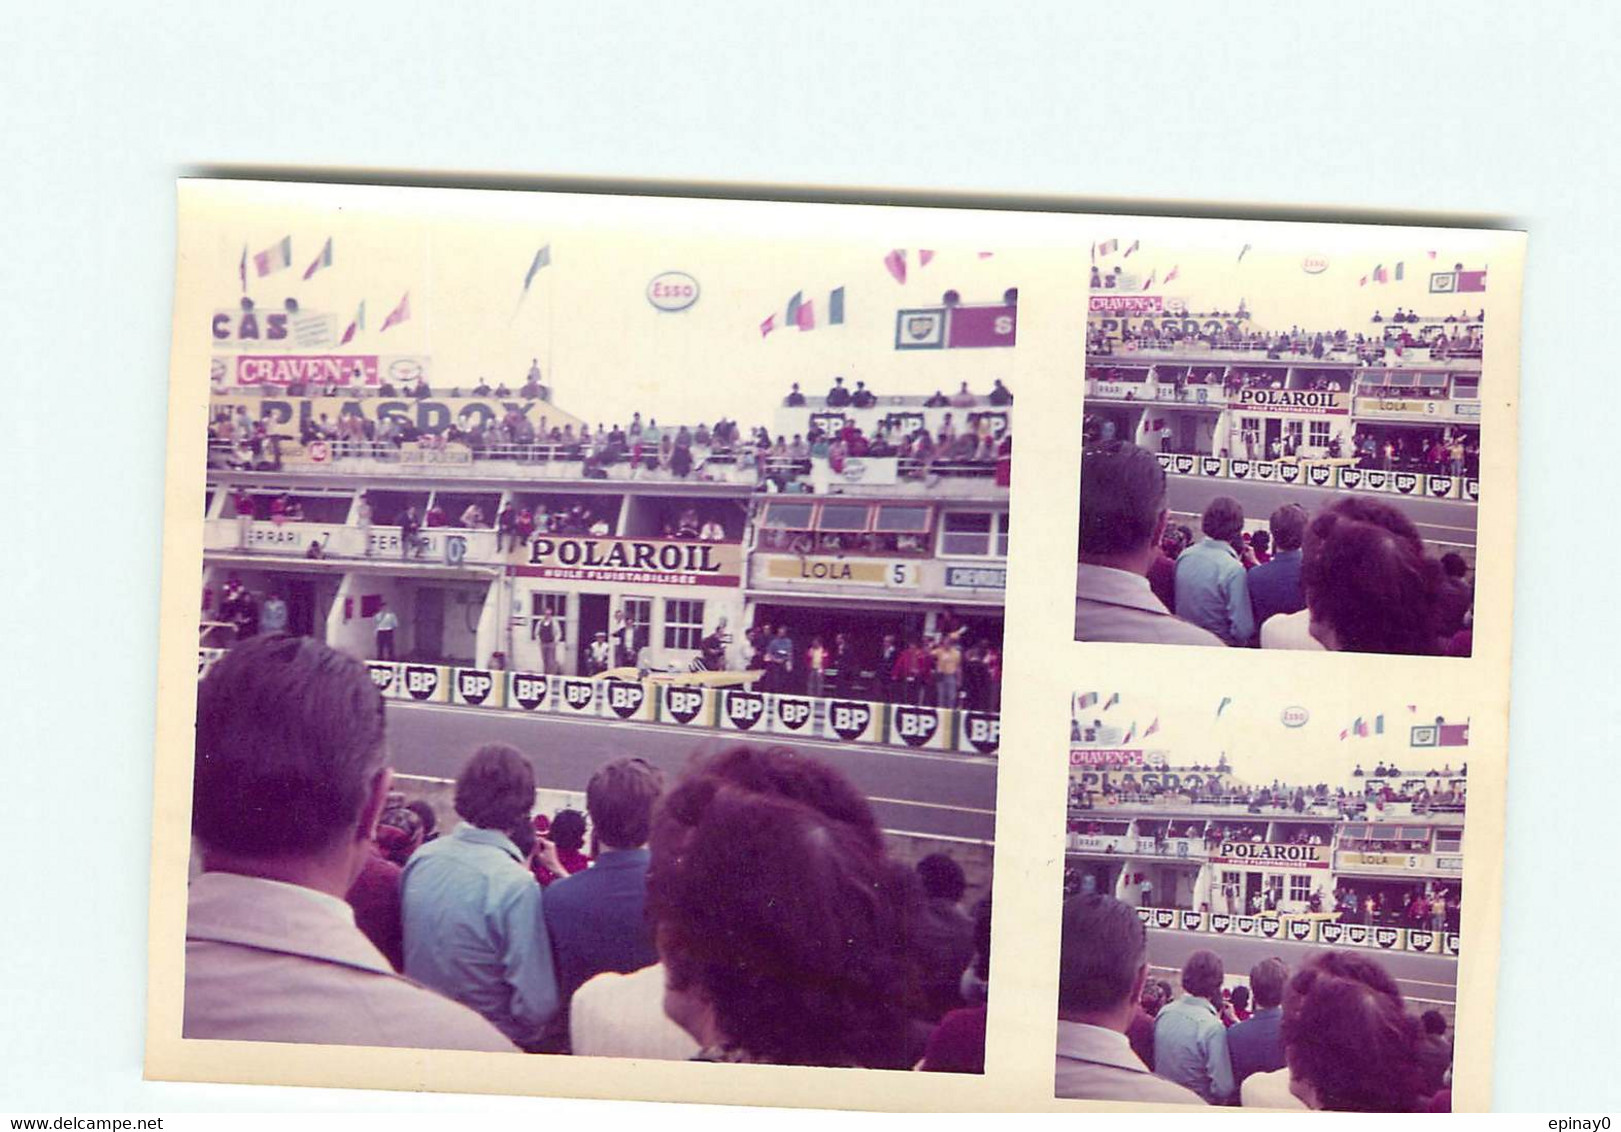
[518,537,742,587]
[1211,842,1331,869]
[1234,388,1350,415]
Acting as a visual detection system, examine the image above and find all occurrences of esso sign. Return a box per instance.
[1280,706,1310,728]
[647,271,700,313]
[1302,255,1329,275]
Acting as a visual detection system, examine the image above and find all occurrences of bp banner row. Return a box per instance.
[1154,452,1480,503]
[1134,905,1460,956]
[199,652,1001,756]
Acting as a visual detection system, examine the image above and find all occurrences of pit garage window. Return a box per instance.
[940,511,1010,557]
[663,599,705,651]
[1309,420,1332,448]
[1435,830,1463,853]
[1289,875,1312,903]
[817,501,871,533]
[1452,373,1481,400]
[873,504,932,534]
[761,500,816,530]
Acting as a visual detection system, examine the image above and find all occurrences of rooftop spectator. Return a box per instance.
[826,376,852,407]
[950,382,976,408]
[401,743,561,1051]
[1055,894,1205,1104]
[784,382,806,407]
[1174,497,1254,646]
[1075,442,1223,647]
[988,379,1013,406]
[184,635,513,1051]
[851,379,876,408]
[648,746,923,1067]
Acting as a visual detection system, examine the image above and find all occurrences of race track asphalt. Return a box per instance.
[383,699,999,842]
[1165,475,1478,550]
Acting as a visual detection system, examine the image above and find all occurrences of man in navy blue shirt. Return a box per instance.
[1246,504,1308,640]
[542,757,664,1050]
[1226,957,1289,1088]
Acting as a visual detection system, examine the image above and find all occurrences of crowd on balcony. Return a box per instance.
[785,376,1014,409]
[1057,896,1456,1109]
[1075,442,1477,656]
[1332,880,1462,934]
[187,636,993,1070]
[1352,428,1479,476]
[1087,316,1484,364]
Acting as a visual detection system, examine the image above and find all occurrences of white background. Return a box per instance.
[3,0,1617,1116]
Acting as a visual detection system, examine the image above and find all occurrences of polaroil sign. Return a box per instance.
[516,537,742,587]
[1233,389,1350,415]
[1211,842,1331,869]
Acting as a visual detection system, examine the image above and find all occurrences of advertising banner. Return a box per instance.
[1233,388,1350,415]
[718,688,771,732]
[945,303,1017,349]
[759,556,920,589]
[507,671,553,712]
[659,684,716,728]
[943,565,1007,591]
[894,309,947,350]
[601,678,655,722]
[956,710,1002,755]
[769,694,818,737]
[212,306,339,350]
[823,698,881,744]
[366,661,403,699]
[1071,768,1233,794]
[515,537,742,589]
[886,703,953,751]
[233,355,383,388]
[835,456,899,486]
[1209,842,1332,869]
[555,675,602,716]
[209,394,586,435]
[450,667,504,709]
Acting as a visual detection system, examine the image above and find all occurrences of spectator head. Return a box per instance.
[1269,503,1309,553]
[1422,1009,1448,1037]
[1058,894,1148,1029]
[375,804,424,866]
[1250,530,1271,555]
[1250,956,1289,1010]
[1301,496,1443,654]
[586,757,664,851]
[403,798,438,839]
[647,746,915,1067]
[452,744,536,833]
[1181,949,1225,1000]
[1231,984,1251,1012]
[1441,552,1468,580]
[917,853,967,903]
[1281,950,1425,1111]
[970,895,993,983]
[550,808,587,853]
[192,635,389,884]
[1200,496,1245,542]
[1077,441,1169,570]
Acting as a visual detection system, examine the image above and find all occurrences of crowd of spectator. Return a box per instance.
[743,615,1002,711]
[1056,894,1455,1109]
[185,634,993,1069]
[1331,881,1462,932]
[1353,428,1479,476]
[1087,315,1483,363]
[1075,441,1476,656]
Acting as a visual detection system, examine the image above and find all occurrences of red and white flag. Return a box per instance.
[883,249,907,284]
[1142,269,1156,291]
[760,313,776,338]
[918,249,935,267]
[380,292,410,332]
[253,236,293,278]
[795,299,815,331]
[339,300,366,346]
[302,237,333,280]
[1163,264,1179,284]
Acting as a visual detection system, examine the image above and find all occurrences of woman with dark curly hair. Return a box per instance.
[1280,950,1428,1111]
[647,746,925,1068]
[1298,496,1445,655]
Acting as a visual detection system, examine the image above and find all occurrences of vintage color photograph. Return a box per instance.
[177,182,1014,1073]
[1075,234,1491,655]
[1055,687,1469,1111]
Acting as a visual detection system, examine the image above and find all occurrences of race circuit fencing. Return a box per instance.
[1135,905,1460,956]
[1154,451,1480,503]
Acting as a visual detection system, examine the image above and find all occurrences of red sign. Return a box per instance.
[947,304,1017,348]
[235,354,380,387]
[1070,748,1146,767]
[1089,295,1165,314]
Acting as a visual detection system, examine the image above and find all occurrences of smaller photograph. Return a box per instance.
[1054,688,1470,1112]
[1076,235,1490,656]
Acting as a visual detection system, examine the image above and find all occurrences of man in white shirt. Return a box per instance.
[1074,441,1223,647]
[570,963,700,1061]
[184,635,514,1052]
[1055,893,1206,1106]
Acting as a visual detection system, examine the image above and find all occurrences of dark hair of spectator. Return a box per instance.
[1270,503,1310,552]
[193,634,386,857]
[550,808,588,853]
[587,757,664,849]
[1057,894,1146,1015]
[1181,949,1225,999]
[917,853,967,903]
[1200,496,1245,542]
[1077,441,1168,557]
[1250,956,1290,1010]
[1301,496,1443,655]
[1440,552,1468,579]
[1422,1009,1448,1037]
[1281,950,1425,1112]
[970,895,993,982]
[453,744,536,831]
[403,798,438,838]
[647,746,920,1068]
[1231,984,1250,1010]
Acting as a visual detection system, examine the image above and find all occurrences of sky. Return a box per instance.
[202,185,1028,432]
[1086,228,1495,336]
[1071,685,1470,788]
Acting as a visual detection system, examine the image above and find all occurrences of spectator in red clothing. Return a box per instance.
[918,895,992,1074]
[346,845,405,971]
[532,809,591,886]
[1148,527,1189,612]
[1229,984,1252,1022]
[1128,980,1164,1069]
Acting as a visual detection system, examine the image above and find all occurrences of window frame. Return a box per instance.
[662,598,706,651]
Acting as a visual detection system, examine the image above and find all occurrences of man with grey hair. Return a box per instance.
[1055,894,1205,1104]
